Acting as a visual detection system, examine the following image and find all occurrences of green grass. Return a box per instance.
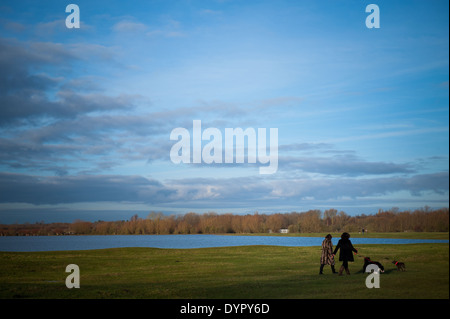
[232,232,449,239]
[0,239,448,299]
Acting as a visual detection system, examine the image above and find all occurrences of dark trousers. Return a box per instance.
[342,260,349,269]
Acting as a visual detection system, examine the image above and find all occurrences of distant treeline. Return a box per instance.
[1,207,448,236]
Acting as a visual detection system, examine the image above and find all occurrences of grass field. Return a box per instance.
[234,232,450,239]
[0,233,448,299]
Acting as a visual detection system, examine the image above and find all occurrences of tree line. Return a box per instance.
[0,207,448,236]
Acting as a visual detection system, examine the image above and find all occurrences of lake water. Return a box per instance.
[0,235,448,252]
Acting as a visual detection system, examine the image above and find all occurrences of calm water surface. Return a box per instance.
[0,235,448,252]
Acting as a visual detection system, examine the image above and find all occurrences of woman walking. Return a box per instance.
[333,232,358,275]
[319,234,337,274]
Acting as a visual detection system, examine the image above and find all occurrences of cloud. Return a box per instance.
[1,53,267,175]
[271,172,449,200]
[0,37,151,175]
[0,111,170,176]
[278,142,333,152]
[0,173,175,205]
[112,20,148,33]
[162,140,415,177]
[111,17,185,37]
[0,38,128,125]
[3,170,444,207]
[146,18,185,38]
[280,155,415,176]
[324,127,450,144]
[166,172,449,209]
[2,21,26,33]
[0,39,72,95]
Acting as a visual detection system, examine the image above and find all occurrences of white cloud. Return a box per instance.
[112,20,148,33]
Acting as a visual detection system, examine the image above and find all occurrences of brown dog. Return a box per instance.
[392,260,406,271]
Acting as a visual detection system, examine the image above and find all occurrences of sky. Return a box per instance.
[0,0,448,223]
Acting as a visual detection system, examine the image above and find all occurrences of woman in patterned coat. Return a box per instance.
[319,234,337,274]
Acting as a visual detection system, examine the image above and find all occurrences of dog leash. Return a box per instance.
[354,251,367,259]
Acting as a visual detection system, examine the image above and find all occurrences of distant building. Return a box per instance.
[280,228,289,234]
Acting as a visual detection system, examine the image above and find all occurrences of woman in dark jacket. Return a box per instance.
[333,232,358,275]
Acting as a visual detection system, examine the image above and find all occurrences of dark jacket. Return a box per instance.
[333,238,357,262]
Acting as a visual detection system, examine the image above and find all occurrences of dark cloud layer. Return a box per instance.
[0,38,136,125]
[0,37,152,175]
[1,171,447,206]
[0,172,175,205]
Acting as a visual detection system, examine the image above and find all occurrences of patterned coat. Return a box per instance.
[320,238,335,265]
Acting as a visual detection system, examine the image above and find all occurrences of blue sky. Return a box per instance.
[0,0,448,223]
